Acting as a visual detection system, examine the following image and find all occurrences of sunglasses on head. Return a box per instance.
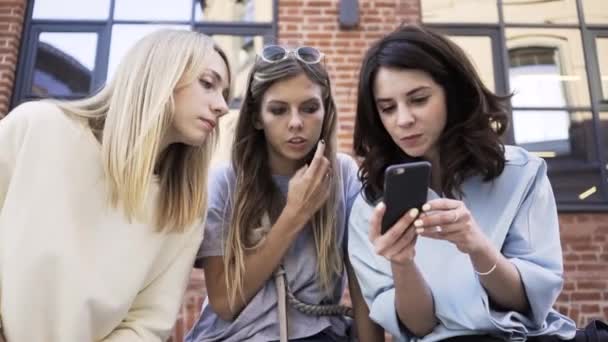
[259,45,324,64]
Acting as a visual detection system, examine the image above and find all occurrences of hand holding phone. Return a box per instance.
[381,161,431,234]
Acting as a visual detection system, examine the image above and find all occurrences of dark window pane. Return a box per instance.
[197,0,273,22]
[602,112,608,172]
[596,38,608,101]
[33,0,110,20]
[549,168,606,204]
[31,32,97,97]
[502,0,578,24]
[506,29,591,108]
[114,0,191,21]
[422,0,497,23]
[513,111,597,163]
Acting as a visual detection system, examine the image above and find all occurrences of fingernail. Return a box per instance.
[376,202,385,210]
[435,226,442,232]
[422,203,431,211]
[409,208,419,218]
[416,228,424,234]
[414,219,423,227]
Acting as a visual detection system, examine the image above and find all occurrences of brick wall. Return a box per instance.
[557,213,608,326]
[0,0,25,118]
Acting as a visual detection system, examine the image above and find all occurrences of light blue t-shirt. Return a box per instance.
[186,153,361,342]
[348,145,577,342]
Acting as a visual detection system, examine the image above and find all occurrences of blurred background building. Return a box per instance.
[0,0,606,340]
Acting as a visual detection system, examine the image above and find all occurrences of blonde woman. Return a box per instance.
[186,46,383,342]
[0,29,230,341]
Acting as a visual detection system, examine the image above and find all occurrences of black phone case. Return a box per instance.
[381,161,431,234]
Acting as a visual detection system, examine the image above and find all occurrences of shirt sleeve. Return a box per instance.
[197,164,234,259]
[101,226,202,342]
[347,195,411,341]
[495,158,565,327]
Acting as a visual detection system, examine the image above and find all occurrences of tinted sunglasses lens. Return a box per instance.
[262,45,286,62]
[296,46,321,63]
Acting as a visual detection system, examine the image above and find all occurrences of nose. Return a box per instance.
[211,95,229,117]
[396,105,415,128]
[288,112,304,131]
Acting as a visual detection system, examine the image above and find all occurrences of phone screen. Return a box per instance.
[381,161,431,234]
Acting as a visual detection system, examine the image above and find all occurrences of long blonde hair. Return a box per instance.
[56,29,231,233]
[225,54,342,308]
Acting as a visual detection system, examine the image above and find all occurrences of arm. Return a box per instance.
[348,198,437,340]
[370,204,437,336]
[204,141,332,321]
[416,199,529,313]
[418,159,561,320]
[101,227,201,341]
[1,105,31,342]
[345,255,385,342]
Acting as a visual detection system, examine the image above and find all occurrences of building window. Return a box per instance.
[14,0,277,108]
[422,0,608,210]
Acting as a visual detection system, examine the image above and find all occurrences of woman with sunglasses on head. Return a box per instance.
[347,25,578,341]
[0,29,230,342]
[186,45,383,342]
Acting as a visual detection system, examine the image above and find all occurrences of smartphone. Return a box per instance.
[381,161,431,234]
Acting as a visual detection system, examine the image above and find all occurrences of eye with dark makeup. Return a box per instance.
[266,103,288,116]
[300,100,321,114]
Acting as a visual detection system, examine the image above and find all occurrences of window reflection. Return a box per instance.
[114,0,191,21]
[422,0,497,23]
[502,0,578,24]
[33,0,110,20]
[506,28,590,108]
[514,111,596,162]
[449,36,495,91]
[583,0,608,25]
[212,34,263,105]
[197,0,272,22]
[107,25,190,80]
[596,38,608,101]
[32,33,97,97]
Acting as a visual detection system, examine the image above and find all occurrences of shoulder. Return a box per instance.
[337,152,359,177]
[3,100,77,134]
[503,145,546,178]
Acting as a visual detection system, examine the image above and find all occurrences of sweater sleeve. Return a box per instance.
[101,226,202,342]
[0,103,32,209]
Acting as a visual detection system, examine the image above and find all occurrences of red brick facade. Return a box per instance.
[0,0,606,340]
[0,0,25,118]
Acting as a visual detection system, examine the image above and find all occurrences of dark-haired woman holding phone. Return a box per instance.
[347,25,578,341]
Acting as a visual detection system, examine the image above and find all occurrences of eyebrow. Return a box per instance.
[376,86,431,102]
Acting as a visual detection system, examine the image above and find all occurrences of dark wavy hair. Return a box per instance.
[354,25,510,203]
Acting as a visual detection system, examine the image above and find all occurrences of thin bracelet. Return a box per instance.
[475,262,497,276]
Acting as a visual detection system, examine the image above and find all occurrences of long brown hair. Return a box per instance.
[224,52,342,308]
[354,25,509,203]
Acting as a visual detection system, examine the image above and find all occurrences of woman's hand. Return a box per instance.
[368,202,420,265]
[284,140,331,228]
[414,198,490,255]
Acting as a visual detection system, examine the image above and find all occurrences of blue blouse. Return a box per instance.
[348,146,576,342]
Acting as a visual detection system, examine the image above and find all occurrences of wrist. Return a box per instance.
[278,205,308,231]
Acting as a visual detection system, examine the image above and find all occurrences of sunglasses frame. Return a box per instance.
[259,45,324,65]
